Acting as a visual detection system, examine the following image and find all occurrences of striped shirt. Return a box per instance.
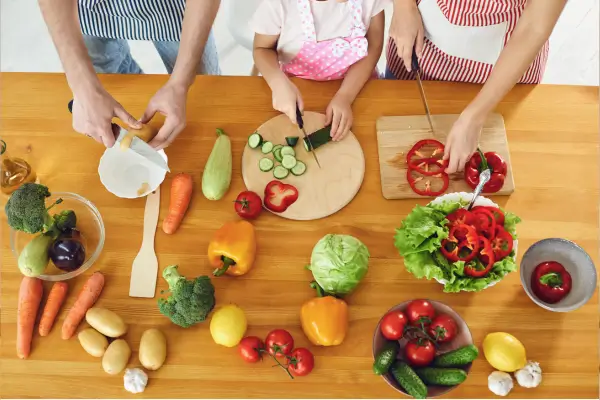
[387,0,548,84]
[78,0,186,41]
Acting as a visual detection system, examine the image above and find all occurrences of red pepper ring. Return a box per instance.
[491,225,514,261]
[406,139,445,161]
[408,157,447,176]
[464,237,495,278]
[406,168,449,197]
[440,224,480,263]
[472,208,497,241]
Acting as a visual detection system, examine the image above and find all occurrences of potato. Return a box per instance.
[86,308,127,338]
[139,328,167,371]
[119,124,158,151]
[102,339,131,375]
[78,328,108,357]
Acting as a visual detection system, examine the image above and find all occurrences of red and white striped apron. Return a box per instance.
[386,0,549,84]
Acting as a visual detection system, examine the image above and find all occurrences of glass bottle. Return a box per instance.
[1,139,37,195]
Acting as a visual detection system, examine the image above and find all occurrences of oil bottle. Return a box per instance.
[1,139,37,195]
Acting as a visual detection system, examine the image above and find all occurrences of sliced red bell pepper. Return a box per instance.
[464,150,507,193]
[408,157,446,176]
[464,237,495,278]
[446,209,475,227]
[491,225,513,260]
[471,206,505,226]
[407,169,449,197]
[472,208,497,241]
[264,180,298,213]
[406,139,445,164]
[440,224,480,262]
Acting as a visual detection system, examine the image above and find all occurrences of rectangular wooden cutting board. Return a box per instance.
[376,113,515,199]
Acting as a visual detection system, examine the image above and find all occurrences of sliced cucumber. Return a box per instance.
[303,125,332,152]
[290,160,306,176]
[259,157,274,172]
[280,146,295,157]
[285,136,299,147]
[248,132,263,149]
[261,141,274,154]
[281,155,297,169]
[272,144,283,153]
[273,147,283,162]
[273,165,289,179]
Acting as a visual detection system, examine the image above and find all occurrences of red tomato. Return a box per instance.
[405,299,436,326]
[429,314,458,343]
[238,336,264,363]
[404,339,436,367]
[234,191,263,219]
[265,329,294,358]
[288,348,315,377]
[380,310,408,340]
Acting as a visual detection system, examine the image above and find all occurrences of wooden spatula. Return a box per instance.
[129,186,161,298]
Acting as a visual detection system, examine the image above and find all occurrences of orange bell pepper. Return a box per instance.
[208,220,256,277]
[300,284,348,346]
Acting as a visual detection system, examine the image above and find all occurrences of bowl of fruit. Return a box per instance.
[7,184,105,281]
[372,299,479,399]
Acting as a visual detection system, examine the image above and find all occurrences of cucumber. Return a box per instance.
[248,132,263,149]
[373,341,399,375]
[281,155,297,170]
[285,136,299,147]
[415,368,467,386]
[290,160,306,176]
[272,144,283,154]
[303,125,332,152]
[432,344,479,367]
[273,165,289,179]
[273,147,283,162]
[280,146,295,157]
[390,362,427,399]
[259,157,274,172]
[202,128,232,201]
[261,141,274,154]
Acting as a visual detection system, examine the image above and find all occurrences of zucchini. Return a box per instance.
[273,165,289,179]
[280,146,295,157]
[390,362,427,399]
[373,341,399,375]
[432,344,479,367]
[303,125,332,152]
[415,368,467,386]
[202,128,232,201]
[285,136,299,147]
[261,141,274,154]
[248,132,263,149]
[281,155,297,170]
[290,161,306,176]
[273,147,283,162]
[259,157,274,172]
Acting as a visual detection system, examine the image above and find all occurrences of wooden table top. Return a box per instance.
[1,73,598,399]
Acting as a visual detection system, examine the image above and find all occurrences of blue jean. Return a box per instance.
[82,30,221,75]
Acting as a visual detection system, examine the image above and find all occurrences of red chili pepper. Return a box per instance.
[446,209,475,227]
[464,237,495,278]
[471,206,505,226]
[472,208,497,240]
[491,225,513,260]
[263,180,299,213]
[440,224,480,262]
[464,150,507,193]
[531,261,573,304]
[406,169,449,197]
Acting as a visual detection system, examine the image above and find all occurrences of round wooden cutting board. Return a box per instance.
[241,112,365,220]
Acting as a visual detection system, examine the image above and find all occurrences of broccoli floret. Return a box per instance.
[53,210,77,232]
[158,265,216,328]
[5,183,63,234]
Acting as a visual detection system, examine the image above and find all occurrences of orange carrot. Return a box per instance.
[17,277,44,359]
[38,281,68,337]
[61,272,104,340]
[162,173,193,234]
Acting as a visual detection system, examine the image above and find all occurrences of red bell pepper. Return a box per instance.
[471,206,505,226]
[472,208,497,241]
[408,158,446,176]
[464,237,495,277]
[440,224,480,262]
[491,225,513,260]
[406,139,447,176]
[407,169,449,197]
[264,180,298,213]
[446,209,475,228]
[531,261,573,304]
[464,150,507,193]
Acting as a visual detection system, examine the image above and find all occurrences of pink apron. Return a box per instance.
[282,0,369,81]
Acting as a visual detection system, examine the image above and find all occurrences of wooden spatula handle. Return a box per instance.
[141,186,161,249]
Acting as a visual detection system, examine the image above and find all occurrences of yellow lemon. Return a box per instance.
[210,304,247,348]
[483,332,527,372]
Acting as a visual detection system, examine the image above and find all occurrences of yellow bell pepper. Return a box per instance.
[208,220,257,277]
[300,285,348,346]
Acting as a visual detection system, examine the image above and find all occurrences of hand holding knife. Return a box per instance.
[296,104,322,169]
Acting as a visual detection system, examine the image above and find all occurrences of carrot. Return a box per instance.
[17,277,44,359]
[162,173,193,234]
[38,281,68,337]
[61,272,104,340]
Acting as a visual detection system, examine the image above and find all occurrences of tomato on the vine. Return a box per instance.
[265,329,294,358]
[380,310,408,340]
[406,299,436,326]
[429,314,458,343]
[238,336,264,363]
[288,348,315,377]
[404,338,436,367]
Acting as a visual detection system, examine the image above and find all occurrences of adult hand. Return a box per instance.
[443,111,483,173]
[72,88,141,147]
[325,93,353,141]
[141,80,189,150]
[390,0,425,72]
[272,77,304,124]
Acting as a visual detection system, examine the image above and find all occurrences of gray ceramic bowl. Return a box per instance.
[520,238,597,312]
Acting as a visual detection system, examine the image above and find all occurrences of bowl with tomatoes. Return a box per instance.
[372,299,476,398]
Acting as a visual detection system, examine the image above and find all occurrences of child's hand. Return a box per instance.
[443,110,483,173]
[272,77,304,124]
[390,0,425,72]
[326,93,353,141]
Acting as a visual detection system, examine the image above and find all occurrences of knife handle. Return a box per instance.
[295,104,304,129]
[411,47,420,73]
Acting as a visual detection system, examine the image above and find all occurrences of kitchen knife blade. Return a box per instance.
[296,105,322,169]
[411,49,435,133]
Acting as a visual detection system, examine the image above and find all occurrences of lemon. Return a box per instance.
[210,304,247,348]
[483,332,527,372]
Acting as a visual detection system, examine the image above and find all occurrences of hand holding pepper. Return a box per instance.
[208,220,257,277]
[443,111,483,173]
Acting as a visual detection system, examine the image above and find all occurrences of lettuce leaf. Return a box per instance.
[394,205,450,256]
[503,211,522,238]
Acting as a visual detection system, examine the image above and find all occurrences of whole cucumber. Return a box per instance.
[18,234,53,277]
[202,128,232,201]
[373,341,399,375]
[415,367,468,386]
[390,361,427,399]
[433,344,479,367]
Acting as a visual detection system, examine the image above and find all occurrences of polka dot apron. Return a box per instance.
[282,0,368,81]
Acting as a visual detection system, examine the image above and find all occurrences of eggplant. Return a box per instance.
[49,238,86,272]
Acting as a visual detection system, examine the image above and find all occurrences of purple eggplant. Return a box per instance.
[49,238,86,272]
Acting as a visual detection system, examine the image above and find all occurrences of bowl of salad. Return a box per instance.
[394,192,521,293]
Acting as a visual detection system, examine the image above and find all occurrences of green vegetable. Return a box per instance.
[390,361,427,399]
[308,234,370,296]
[5,183,62,234]
[373,341,399,375]
[52,210,77,232]
[433,344,479,367]
[18,234,54,277]
[303,125,333,151]
[285,136,299,147]
[415,367,468,386]
[202,128,232,201]
[503,210,521,238]
[157,265,216,328]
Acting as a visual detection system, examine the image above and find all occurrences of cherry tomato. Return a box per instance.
[234,191,263,219]
[288,348,315,377]
[238,336,264,363]
[429,314,458,343]
[380,310,408,340]
[404,338,436,367]
[405,299,436,326]
[265,329,294,358]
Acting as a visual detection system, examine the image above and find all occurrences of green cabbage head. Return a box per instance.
[308,234,370,295]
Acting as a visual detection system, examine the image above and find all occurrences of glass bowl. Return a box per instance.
[10,192,105,281]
